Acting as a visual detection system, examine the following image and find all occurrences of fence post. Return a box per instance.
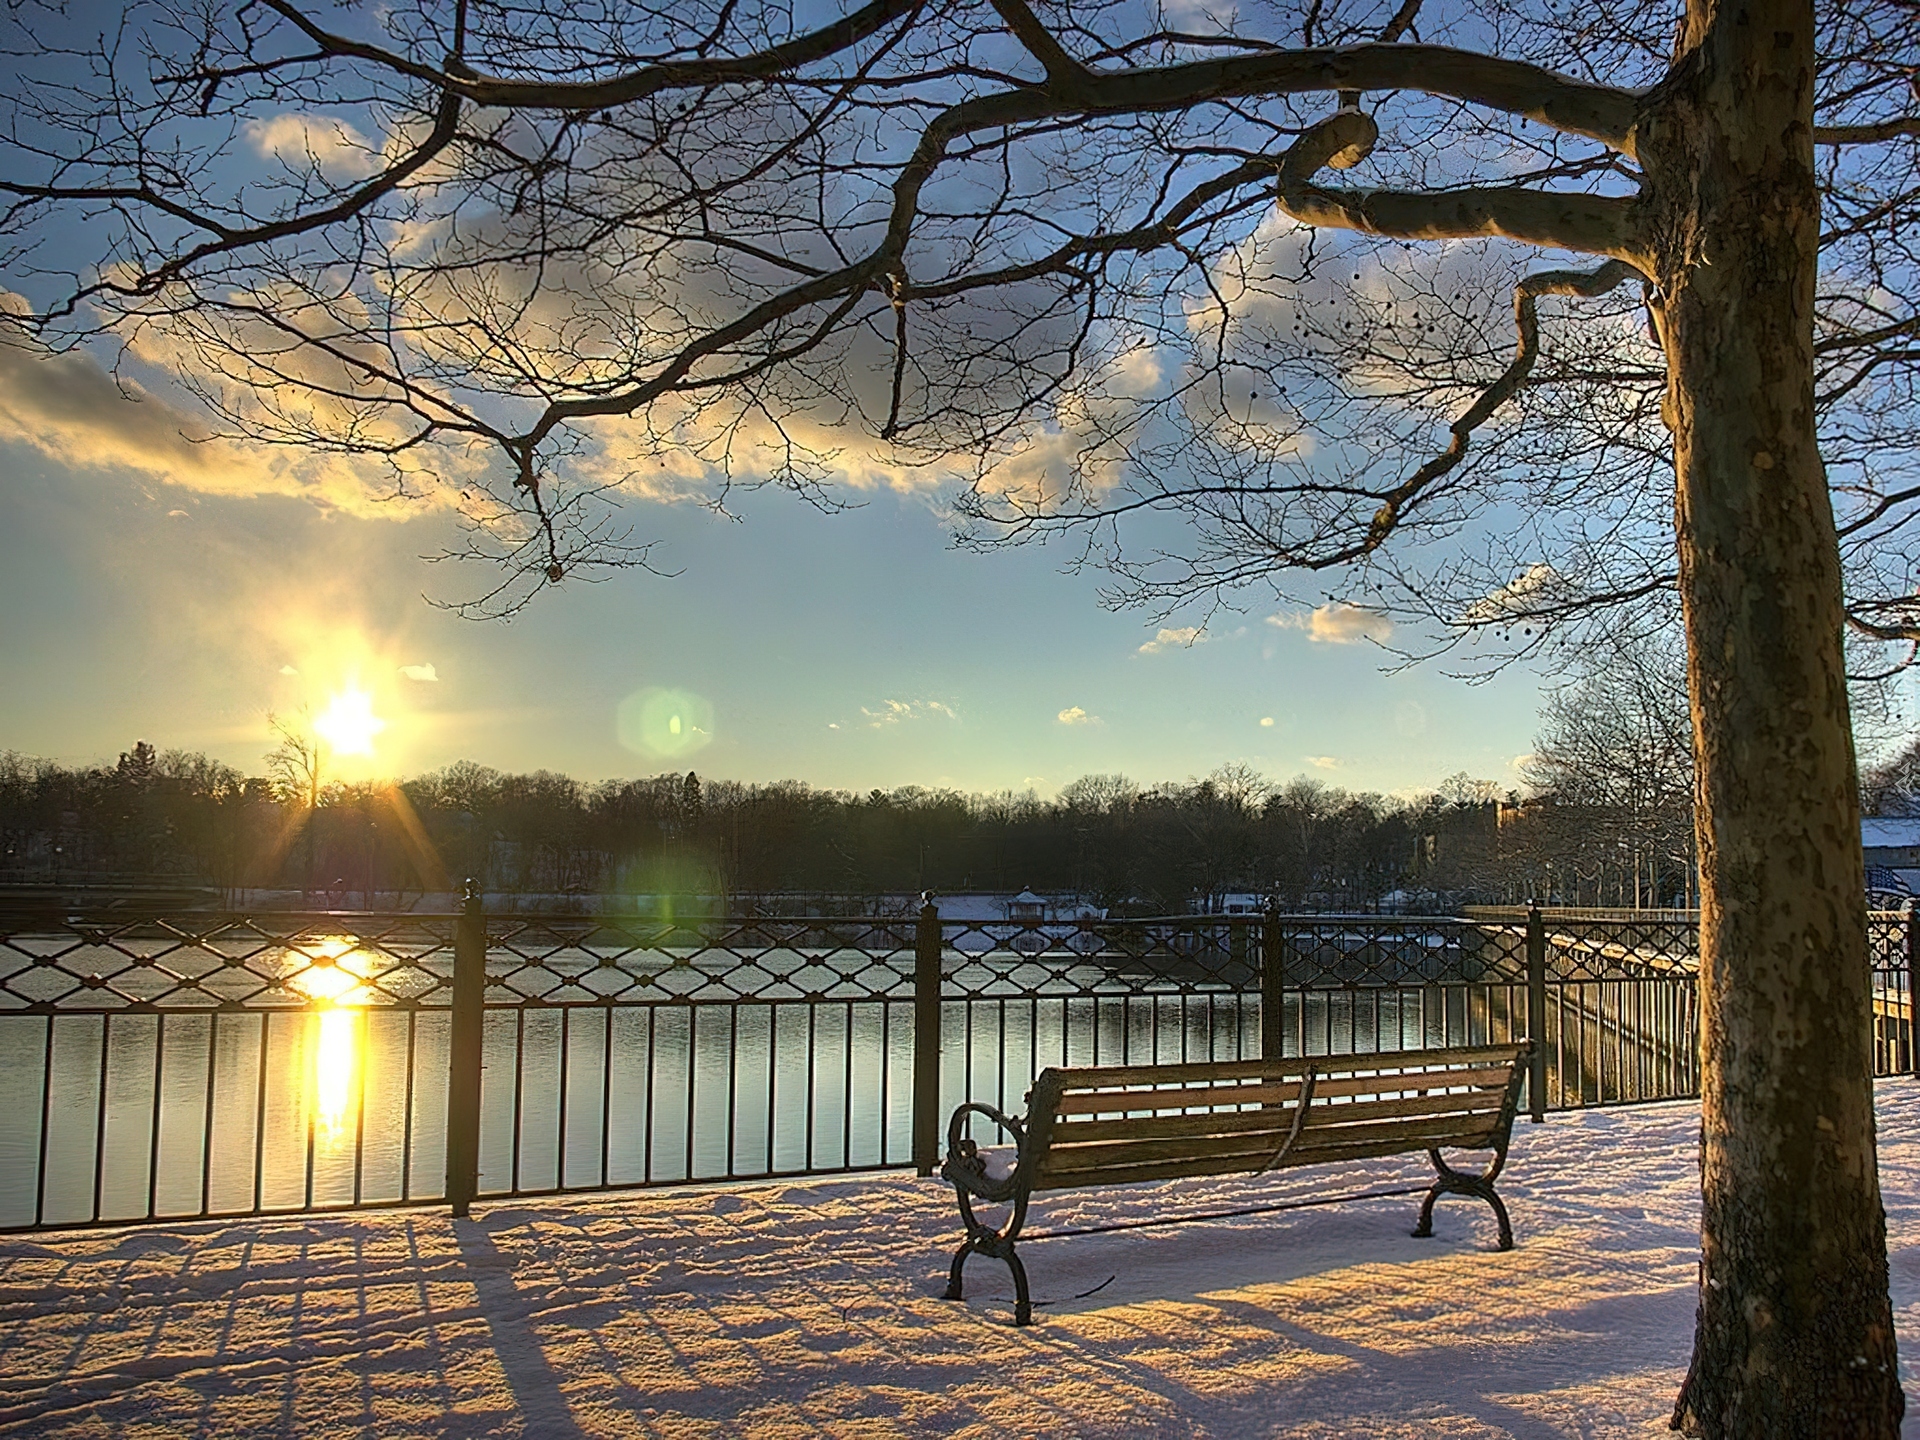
[1526,903,1548,1122]
[446,879,486,1217]
[1906,907,1920,1077]
[913,894,942,1177]
[1261,901,1285,1063]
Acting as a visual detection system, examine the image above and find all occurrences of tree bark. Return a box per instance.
[1647,0,1903,1432]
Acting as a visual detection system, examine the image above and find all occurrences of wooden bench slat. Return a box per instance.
[1303,1088,1510,1123]
[1050,1065,1519,1115]
[1279,1125,1501,1163]
[1037,1113,1502,1180]
[1030,1126,1502,1191]
[1049,1086,1512,1146]
[1039,1043,1528,1092]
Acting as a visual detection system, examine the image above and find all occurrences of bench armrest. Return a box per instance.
[940,1101,1029,1204]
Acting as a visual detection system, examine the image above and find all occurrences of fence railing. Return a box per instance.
[1,892,1911,1233]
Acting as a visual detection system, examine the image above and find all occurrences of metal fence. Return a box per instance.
[1,893,1912,1233]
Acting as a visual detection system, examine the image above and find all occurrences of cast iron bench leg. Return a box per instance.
[945,1233,1034,1324]
[1007,1246,1032,1326]
[944,1238,970,1300]
[1413,1147,1515,1251]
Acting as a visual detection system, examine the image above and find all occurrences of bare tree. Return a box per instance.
[1,0,1914,1430]
[264,710,321,812]
[264,708,324,897]
[1863,738,1920,817]
[1523,632,1696,905]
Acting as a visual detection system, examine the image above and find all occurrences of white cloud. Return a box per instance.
[399,663,439,682]
[0,323,456,519]
[244,114,378,179]
[859,699,958,729]
[1461,564,1568,624]
[1057,706,1103,726]
[279,665,299,676]
[1138,626,1207,654]
[1306,755,1341,770]
[1259,716,1275,727]
[1267,603,1394,645]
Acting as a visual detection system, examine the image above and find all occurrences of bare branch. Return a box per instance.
[1352,258,1648,555]
[1816,118,1920,145]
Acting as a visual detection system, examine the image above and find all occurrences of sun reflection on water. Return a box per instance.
[312,1008,362,1141]
[293,938,370,1142]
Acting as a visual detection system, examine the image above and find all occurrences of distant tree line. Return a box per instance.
[0,745,1494,910]
[23,634,1916,910]
[0,737,1723,918]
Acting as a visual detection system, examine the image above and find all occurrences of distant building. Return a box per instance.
[1008,888,1046,923]
[1863,818,1920,903]
[1863,817,1920,868]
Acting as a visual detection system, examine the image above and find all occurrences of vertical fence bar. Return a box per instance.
[1261,903,1284,1063]
[33,1013,53,1227]
[146,1015,165,1220]
[446,880,486,1218]
[1906,907,1920,1078]
[1526,905,1548,1121]
[913,895,942,1176]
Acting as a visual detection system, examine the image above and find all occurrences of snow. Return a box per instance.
[6,1084,1920,1436]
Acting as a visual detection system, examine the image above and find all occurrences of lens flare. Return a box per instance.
[314,685,386,757]
[616,687,714,758]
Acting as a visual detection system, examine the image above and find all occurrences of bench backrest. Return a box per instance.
[1023,1042,1532,1192]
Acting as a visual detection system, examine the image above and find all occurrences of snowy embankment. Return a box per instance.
[4,1086,1920,1438]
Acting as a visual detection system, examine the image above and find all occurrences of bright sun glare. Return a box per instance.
[313,686,387,757]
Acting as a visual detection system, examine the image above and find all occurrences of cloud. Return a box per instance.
[1266,603,1394,645]
[399,663,439,682]
[1260,716,1275,727]
[244,114,379,179]
[1461,563,1569,624]
[1057,706,1103,726]
[0,325,456,519]
[1306,755,1341,770]
[859,699,958,728]
[1138,626,1207,655]
[279,665,299,676]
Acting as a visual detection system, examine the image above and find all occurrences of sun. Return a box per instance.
[313,685,387,757]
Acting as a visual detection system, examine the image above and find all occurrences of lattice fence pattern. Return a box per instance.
[1,903,1909,1234]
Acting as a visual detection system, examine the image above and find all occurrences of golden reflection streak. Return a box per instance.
[293,937,370,1144]
[312,1008,362,1143]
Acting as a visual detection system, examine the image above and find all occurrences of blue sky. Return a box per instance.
[0,428,1545,796]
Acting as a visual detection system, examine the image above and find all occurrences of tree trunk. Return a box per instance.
[1648,0,1903,1433]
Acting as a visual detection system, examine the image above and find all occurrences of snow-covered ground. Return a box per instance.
[5,1084,1920,1437]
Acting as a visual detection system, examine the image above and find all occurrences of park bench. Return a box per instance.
[938,1040,1534,1324]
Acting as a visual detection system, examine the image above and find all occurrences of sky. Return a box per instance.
[0,422,1546,798]
[0,0,1569,801]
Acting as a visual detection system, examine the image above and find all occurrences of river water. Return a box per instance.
[0,930,1533,1229]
